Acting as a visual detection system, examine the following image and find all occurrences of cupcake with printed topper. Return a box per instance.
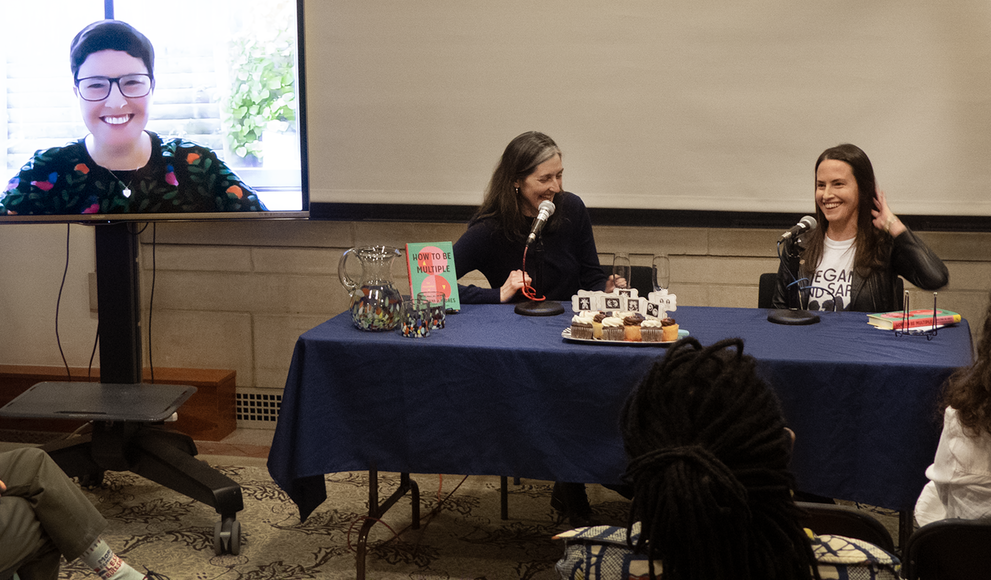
[601,315,625,341]
[623,311,645,341]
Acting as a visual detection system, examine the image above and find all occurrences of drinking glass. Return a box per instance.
[612,253,631,291]
[400,297,430,338]
[418,291,446,329]
[652,255,670,292]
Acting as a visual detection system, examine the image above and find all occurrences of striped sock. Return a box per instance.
[78,539,146,580]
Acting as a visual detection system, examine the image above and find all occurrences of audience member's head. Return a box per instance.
[942,290,991,436]
[620,337,817,580]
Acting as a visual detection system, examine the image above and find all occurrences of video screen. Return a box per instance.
[0,0,307,222]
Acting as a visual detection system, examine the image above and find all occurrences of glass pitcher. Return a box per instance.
[338,246,405,331]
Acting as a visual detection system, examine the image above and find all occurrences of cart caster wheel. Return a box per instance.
[79,471,104,488]
[213,518,241,555]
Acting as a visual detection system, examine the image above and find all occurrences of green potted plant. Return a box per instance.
[223,0,296,167]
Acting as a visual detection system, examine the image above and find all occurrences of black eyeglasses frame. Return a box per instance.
[74,73,154,102]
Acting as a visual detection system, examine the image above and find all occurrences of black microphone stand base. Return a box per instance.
[767,309,821,325]
[515,301,565,317]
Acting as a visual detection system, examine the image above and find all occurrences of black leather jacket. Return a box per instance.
[771,228,949,313]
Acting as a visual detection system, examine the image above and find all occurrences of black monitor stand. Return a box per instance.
[43,222,243,554]
[94,222,144,382]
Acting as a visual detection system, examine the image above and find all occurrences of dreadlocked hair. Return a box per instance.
[620,337,820,580]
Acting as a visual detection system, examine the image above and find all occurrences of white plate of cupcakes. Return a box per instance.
[563,312,687,346]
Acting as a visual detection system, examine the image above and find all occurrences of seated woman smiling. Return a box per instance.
[772,143,946,312]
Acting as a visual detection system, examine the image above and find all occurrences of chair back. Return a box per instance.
[758,272,776,308]
[795,501,896,554]
[903,518,991,580]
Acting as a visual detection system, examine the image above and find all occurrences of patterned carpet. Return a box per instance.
[50,456,632,580]
[0,436,901,579]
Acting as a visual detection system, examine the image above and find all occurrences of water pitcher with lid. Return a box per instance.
[338,245,405,331]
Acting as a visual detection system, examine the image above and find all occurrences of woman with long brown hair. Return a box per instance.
[771,144,947,312]
[917,291,991,525]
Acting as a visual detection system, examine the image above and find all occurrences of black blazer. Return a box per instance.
[772,228,948,313]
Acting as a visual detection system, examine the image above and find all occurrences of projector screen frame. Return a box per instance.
[309,203,991,233]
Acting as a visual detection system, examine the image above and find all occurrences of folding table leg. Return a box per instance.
[500,476,522,520]
[500,476,509,520]
[355,469,420,580]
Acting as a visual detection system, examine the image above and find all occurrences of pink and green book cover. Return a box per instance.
[405,241,461,312]
[867,308,961,330]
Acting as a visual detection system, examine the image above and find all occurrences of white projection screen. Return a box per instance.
[303,1,991,222]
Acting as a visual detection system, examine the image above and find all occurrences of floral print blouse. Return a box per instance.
[1,132,267,215]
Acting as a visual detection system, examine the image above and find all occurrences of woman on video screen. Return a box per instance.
[0,20,266,215]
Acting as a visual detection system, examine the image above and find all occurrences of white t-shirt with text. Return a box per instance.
[809,236,855,311]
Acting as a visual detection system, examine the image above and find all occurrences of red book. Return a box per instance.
[867,309,961,330]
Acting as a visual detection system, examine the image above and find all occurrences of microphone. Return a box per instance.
[768,214,821,326]
[781,215,817,241]
[526,200,556,246]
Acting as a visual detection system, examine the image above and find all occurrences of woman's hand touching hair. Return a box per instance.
[871,188,906,237]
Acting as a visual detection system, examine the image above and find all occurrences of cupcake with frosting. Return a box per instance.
[592,311,607,339]
[661,317,679,342]
[601,316,625,341]
[623,312,645,341]
[570,313,594,340]
[641,318,663,342]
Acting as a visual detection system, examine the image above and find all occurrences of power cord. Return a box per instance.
[55,224,73,381]
[147,223,157,384]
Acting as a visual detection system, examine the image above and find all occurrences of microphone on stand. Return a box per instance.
[526,200,556,246]
[767,215,821,325]
[780,215,817,241]
[516,199,564,317]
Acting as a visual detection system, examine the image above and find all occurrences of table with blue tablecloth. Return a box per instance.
[268,303,973,526]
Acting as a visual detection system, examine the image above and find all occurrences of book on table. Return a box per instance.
[867,308,962,330]
[405,241,461,312]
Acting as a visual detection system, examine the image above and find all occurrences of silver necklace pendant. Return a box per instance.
[122,187,132,198]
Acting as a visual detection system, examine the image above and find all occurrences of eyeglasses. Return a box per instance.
[75,74,153,102]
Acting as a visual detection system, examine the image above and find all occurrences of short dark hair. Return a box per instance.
[70,20,155,81]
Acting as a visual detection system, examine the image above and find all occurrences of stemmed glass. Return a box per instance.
[652,255,670,292]
[612,253,631,291]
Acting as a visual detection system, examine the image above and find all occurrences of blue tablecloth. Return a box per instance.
[268,304,973,521]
